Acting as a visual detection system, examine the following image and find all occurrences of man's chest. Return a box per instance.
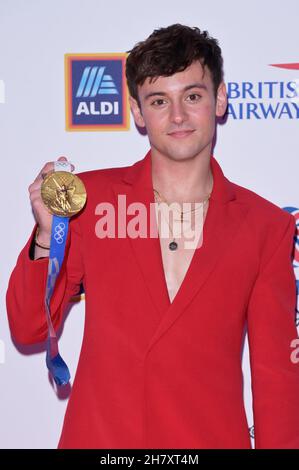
[155,201,208,303]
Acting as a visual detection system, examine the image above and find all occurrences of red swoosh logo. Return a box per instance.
[270,63,299,70]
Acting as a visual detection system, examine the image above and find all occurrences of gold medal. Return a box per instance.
[41,171,87,217]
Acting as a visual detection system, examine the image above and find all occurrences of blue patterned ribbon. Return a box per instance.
[45,215,71,386]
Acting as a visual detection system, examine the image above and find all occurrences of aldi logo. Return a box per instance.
[65,53,130,131]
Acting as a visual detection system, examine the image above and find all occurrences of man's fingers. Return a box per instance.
[29,180,43,193]
[33,162,54,182]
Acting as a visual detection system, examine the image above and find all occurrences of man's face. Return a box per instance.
[129,60,227,162]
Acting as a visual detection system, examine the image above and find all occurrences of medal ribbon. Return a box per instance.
[44,161,72,386]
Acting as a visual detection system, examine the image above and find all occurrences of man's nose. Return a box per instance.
[169,101,187,124]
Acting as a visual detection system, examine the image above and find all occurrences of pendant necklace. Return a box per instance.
[153,189,211,251]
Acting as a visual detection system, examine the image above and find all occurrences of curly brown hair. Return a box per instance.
[126,23,224,105]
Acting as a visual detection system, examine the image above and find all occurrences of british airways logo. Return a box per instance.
[270,63,299,70]
[65,54,129,131]
[227,63,299,120]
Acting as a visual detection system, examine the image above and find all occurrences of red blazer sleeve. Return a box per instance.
[247,214,299,448]
[6,217,84,345]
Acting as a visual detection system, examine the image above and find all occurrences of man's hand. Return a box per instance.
[28,156,74,257]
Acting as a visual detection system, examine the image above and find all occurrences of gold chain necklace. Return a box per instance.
[153,189,211,251]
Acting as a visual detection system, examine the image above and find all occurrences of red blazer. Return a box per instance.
[6,151,299,449]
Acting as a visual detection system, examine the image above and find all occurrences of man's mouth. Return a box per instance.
[167,130,195,138]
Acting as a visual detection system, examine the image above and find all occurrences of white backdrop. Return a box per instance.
[1,0,298,448]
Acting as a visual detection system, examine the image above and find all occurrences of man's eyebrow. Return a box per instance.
[184,83,207,91]
[144,83,207,101]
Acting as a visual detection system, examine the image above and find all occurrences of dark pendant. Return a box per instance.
[169,241,178,251]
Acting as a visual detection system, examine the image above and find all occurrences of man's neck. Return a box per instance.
[151,150,213,204]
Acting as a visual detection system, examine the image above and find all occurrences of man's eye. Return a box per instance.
[187,94,201,102]
[151,99,166,106]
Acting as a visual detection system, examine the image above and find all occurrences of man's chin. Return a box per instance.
[161,149,205,162]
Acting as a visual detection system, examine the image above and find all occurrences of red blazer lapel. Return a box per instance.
[112,151,171,320]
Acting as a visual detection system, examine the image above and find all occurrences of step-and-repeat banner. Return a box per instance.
[0,0,298,448]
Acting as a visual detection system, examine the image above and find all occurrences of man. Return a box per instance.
[6,24,299,448]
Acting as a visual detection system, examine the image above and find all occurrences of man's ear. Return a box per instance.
[129,96,146,128]
[215,82,228,117]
